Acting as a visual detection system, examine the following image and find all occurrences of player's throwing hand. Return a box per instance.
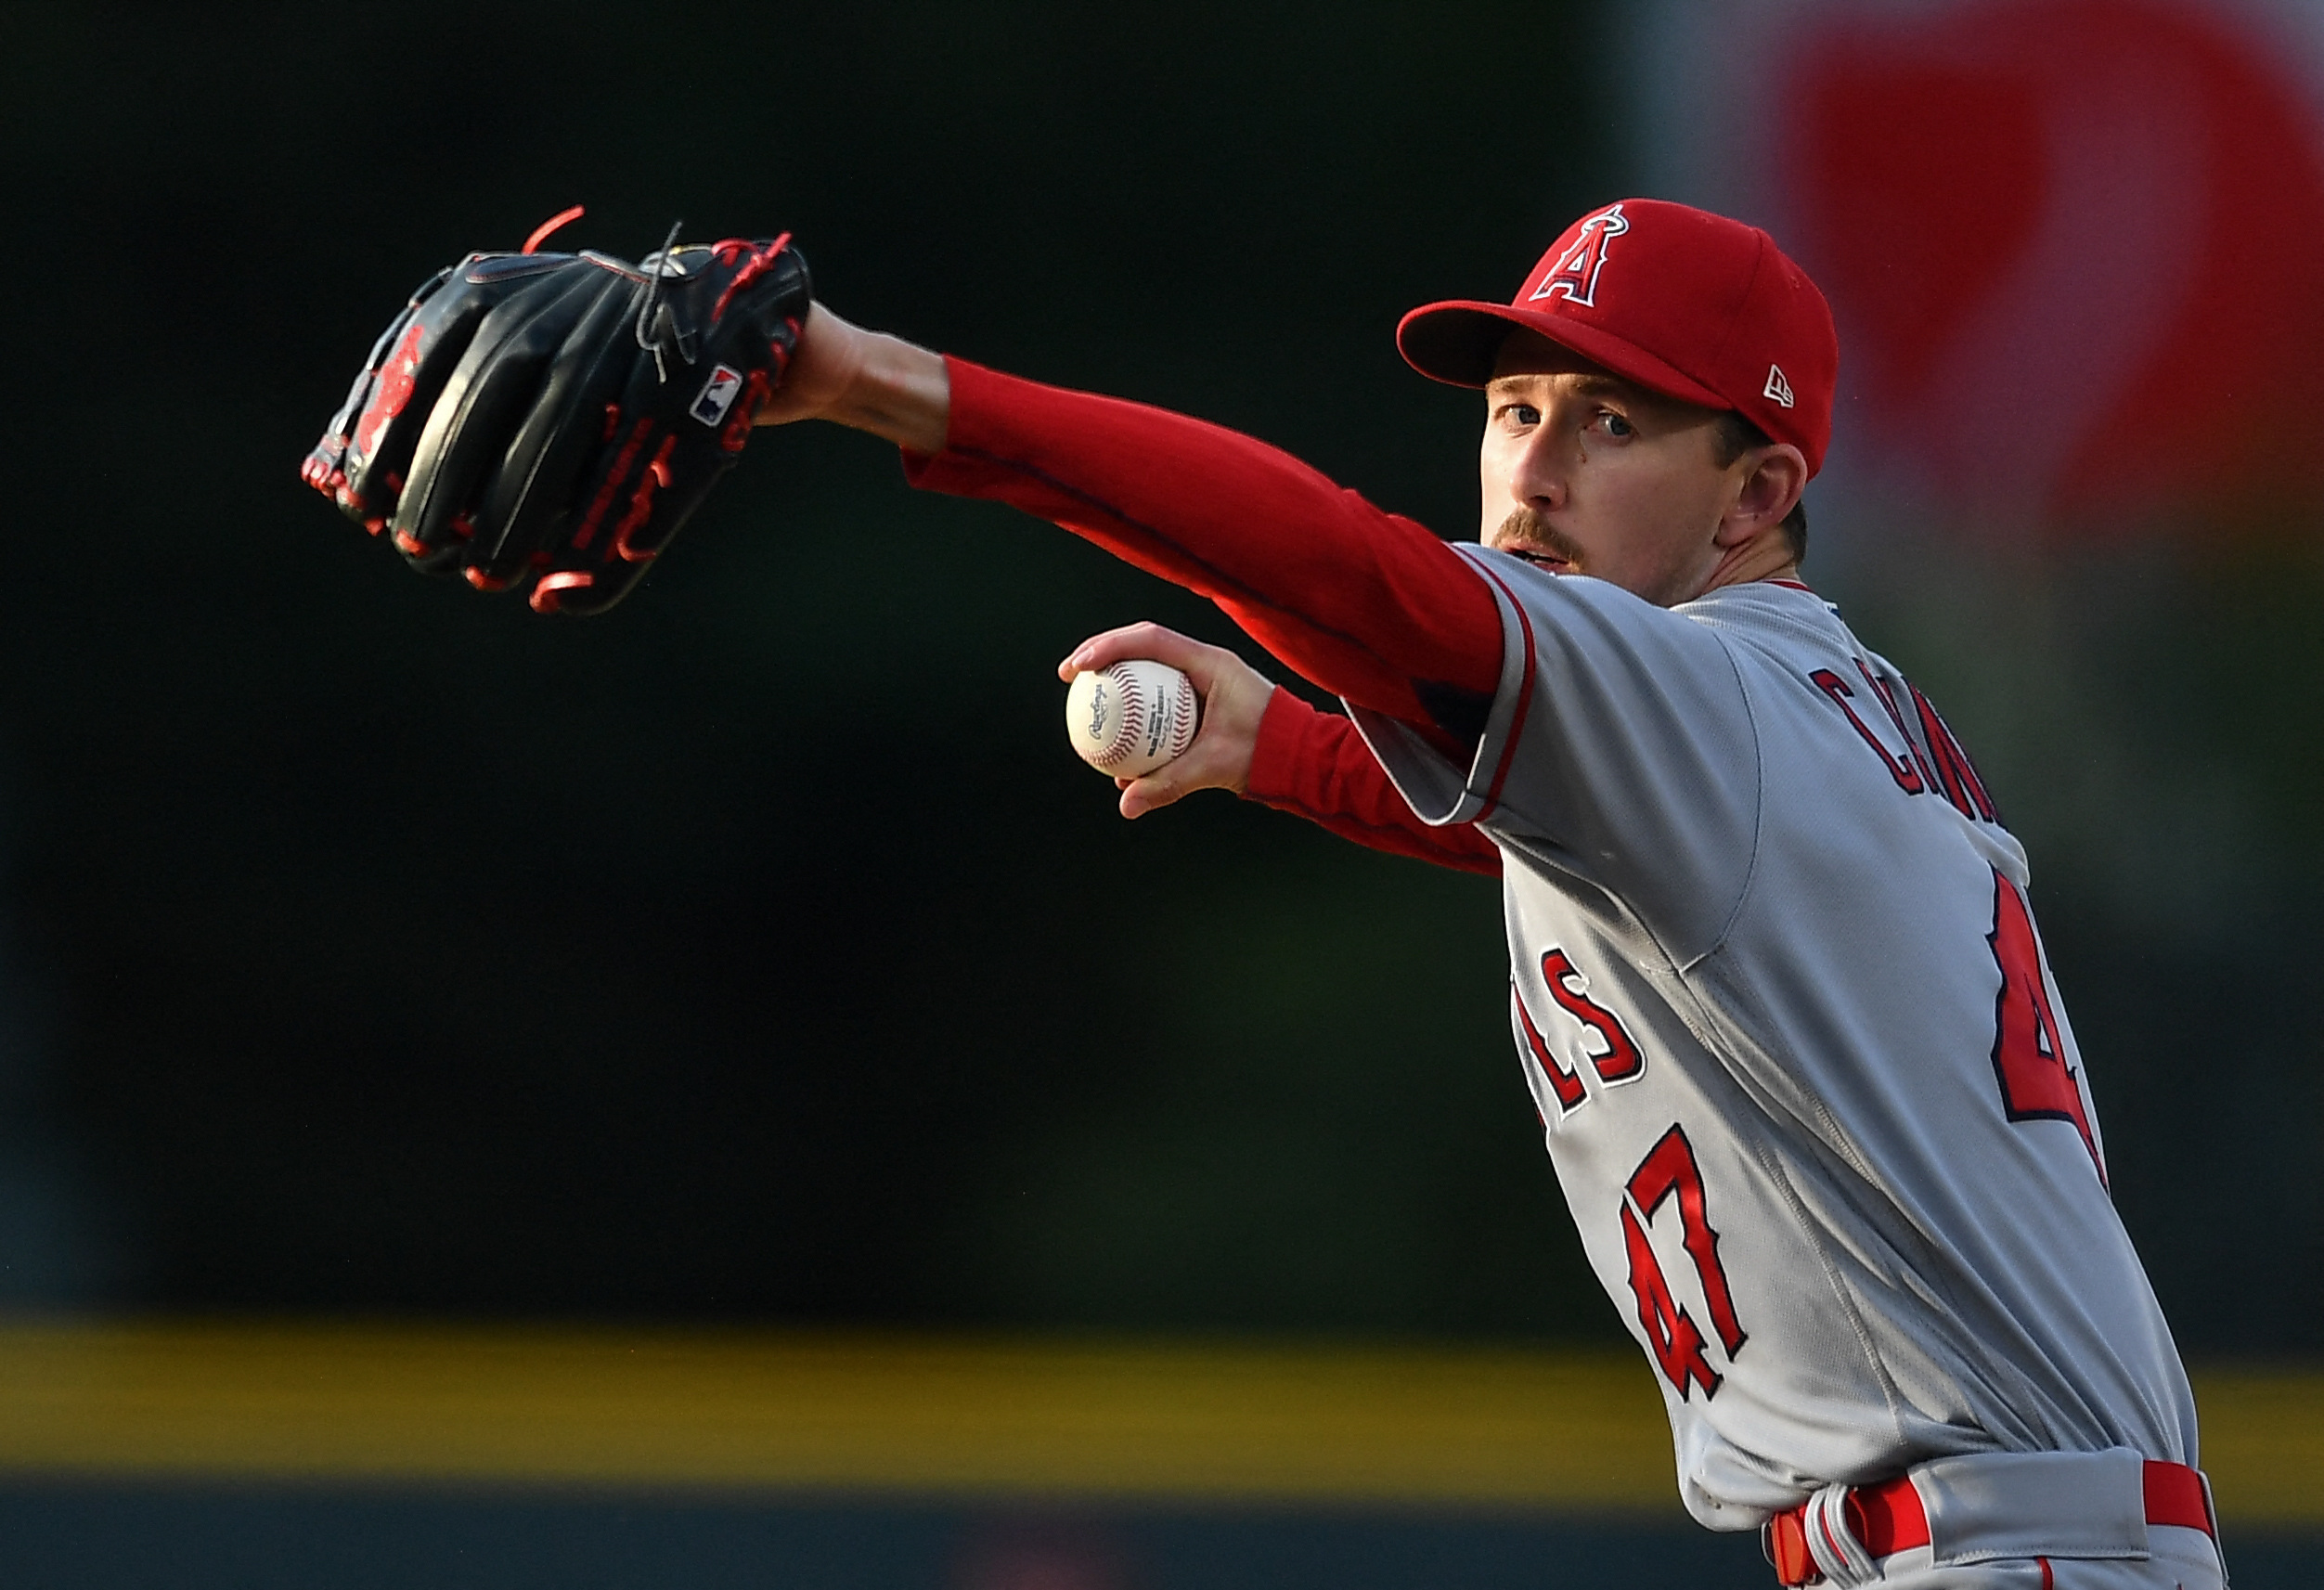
[1060,624,1275,820]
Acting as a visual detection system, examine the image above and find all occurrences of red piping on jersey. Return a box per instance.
[1467,560,1540,821]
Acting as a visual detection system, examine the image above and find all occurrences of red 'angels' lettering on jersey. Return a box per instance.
[1987,871,2105,1186]
[1909,683,1999,823]
[1620,1125,1747,1401]
[1530,203,1630,307]
[1539,948,1645,1083]
[1809,667,1924,795]
[1514,949,1647,1118]
[1513,980,1588,1114]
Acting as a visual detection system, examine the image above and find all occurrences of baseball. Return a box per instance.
[1065,660,1200,778]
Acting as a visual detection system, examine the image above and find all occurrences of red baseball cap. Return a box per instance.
[1397,199,1840,476]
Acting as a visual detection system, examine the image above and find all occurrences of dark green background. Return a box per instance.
[0,3,2316,1352]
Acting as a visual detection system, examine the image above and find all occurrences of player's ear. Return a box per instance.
[1715,443,1808,549]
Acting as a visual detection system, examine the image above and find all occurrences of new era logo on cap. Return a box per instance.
[1764,365,1795,408]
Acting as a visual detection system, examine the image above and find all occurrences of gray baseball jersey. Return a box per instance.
[1349,551,2197,1530]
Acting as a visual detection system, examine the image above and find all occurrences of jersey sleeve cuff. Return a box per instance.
[1347,545,1536,825]
[897,356,1028,489]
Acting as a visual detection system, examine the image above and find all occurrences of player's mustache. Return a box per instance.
[1496,508,1585,566]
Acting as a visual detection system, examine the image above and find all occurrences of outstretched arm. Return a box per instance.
[762,305,1503,749]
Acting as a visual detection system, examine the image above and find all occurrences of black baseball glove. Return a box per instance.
[302,212,811,614]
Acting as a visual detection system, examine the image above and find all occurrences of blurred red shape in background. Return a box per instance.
[1776,0,2324,530]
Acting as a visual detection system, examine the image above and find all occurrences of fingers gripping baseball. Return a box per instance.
[1060,623,1276,819]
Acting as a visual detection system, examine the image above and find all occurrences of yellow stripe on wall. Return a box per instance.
[2174,1368,2324,1526]
[0,1321,2312,1526]
[0,1322,1677,1511]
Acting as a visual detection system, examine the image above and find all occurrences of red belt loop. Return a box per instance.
[1763,1460,2213,1587]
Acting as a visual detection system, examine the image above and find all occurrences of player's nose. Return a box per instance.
[1506,424,1570,512]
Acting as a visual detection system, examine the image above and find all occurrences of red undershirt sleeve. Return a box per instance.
[1242,690,1503,878]
[901,357,1502,745]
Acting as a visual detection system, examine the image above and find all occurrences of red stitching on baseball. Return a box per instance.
[1104,668,1148,768]
[1087,665,1196,770]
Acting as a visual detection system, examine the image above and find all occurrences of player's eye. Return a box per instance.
[1496,403,1542,429]
[1593,409,1635,439]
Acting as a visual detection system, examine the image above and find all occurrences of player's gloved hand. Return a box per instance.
[301,210,811,614]
[1061,623,1278,819]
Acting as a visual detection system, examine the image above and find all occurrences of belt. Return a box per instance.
[1763,1459,2215,1587]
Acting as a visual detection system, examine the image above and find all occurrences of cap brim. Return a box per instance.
[1396,301,1730,411]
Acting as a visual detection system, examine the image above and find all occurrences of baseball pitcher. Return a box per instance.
[307,199,2220,1589]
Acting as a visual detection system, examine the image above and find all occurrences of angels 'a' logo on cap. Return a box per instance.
[1763,364,1796,408]
[1530,202,1630,308]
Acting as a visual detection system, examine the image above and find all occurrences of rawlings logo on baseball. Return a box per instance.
[1065,660,1199,778]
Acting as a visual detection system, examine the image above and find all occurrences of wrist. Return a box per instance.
[836,334,952,456]
[760,305,950,455]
